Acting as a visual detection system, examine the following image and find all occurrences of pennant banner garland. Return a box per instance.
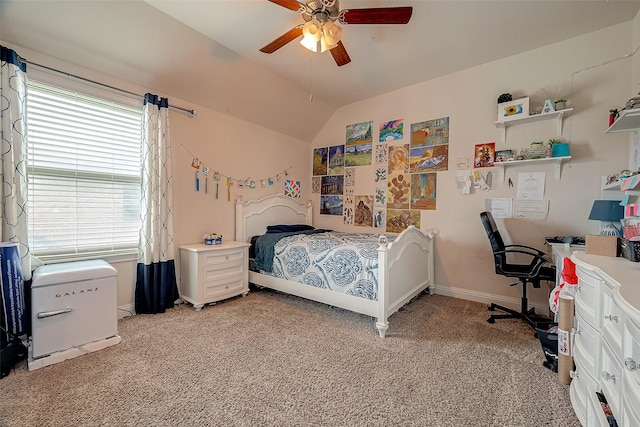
[182,144,291,200]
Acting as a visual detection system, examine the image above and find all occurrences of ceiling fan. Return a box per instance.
[259,0,413,67]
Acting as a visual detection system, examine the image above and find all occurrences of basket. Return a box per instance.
[620,238,640,262]
[622,225,640,240]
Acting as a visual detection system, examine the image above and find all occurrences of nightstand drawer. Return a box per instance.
[204,250,244,268]
[203,264,243,282]
[203,275,244,300]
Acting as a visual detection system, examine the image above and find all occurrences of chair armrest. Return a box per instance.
[504,244,546,256]
[495,248,553,269]
[495,248,554,278]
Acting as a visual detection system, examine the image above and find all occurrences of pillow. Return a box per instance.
[265,224,315,233]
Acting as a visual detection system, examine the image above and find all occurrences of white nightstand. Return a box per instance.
[179,241,251,310]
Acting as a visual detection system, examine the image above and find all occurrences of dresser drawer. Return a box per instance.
[574,341,600,392]
[570,361,609,427]
[585,386,610,427]
[574,309,601,380]
[623,372,640,426]
[576,266,603,329]
[601,280,625,362]
[569,377,587,426]
[600,340,623,417]
[624,317,640,400]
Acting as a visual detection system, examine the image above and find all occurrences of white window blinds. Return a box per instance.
[26,80,143,260]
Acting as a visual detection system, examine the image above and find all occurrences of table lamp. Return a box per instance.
[588,200,624,236]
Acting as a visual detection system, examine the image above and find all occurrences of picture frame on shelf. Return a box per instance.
[497,97,529,122]
[495,149,515,162]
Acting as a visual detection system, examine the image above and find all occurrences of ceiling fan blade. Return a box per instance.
[330,41,351,67]
[267,0,303,12]
[259,27,304,54]
[341,7,413,25]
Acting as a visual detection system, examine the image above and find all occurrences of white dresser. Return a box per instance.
[179,241,251,310]
[570,252,640,426]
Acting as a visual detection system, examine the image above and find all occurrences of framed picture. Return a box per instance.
[474,142,496,168]
[495,149,515,162]
[497,97,529,122]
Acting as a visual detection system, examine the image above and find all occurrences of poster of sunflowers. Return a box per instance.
[497,97,529,122]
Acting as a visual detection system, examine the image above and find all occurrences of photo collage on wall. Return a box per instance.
[313,116,450,233]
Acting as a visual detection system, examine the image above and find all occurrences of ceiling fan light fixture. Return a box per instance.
[322,20,342,46]
[300,20,323,52]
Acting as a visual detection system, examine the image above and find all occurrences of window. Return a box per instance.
[26,80,143,261]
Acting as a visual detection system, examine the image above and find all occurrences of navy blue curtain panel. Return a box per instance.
[0,45,27,71]
[143,92,168,108]
[135,260,178,314]
[136,92,177,315]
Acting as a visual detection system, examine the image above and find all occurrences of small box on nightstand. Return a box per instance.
[585,235,619,257]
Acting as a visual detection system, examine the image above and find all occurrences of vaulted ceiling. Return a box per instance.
[2,0,639,141]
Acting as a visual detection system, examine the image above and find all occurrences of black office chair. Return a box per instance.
[480,211,556,328]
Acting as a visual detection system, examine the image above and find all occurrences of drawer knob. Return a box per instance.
[625,358,638,371]
[602,371,616,383]
[604,314,619,323]
[569,370,578,379]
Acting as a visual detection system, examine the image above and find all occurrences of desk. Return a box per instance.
[545,240,586,287]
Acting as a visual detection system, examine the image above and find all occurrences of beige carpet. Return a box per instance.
[0,290,579,426]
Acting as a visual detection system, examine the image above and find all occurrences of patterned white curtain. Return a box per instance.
[0,46,31,281]
[135,93,178,314]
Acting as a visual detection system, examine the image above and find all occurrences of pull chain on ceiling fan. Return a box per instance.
[260,0,413,67]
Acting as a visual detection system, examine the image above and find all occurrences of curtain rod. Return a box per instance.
[26,60,196,117]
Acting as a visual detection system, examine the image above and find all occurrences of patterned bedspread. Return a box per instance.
[254,231,396,301]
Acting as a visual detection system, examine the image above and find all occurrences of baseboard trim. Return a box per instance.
[432,284,551,317]
[117,304,135,319]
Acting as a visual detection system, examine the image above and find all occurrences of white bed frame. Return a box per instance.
[235,194,435,338]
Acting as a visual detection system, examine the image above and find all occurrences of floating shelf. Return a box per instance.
[494,156,571,182]
[602,175,640,191]
[494,108,573,143]
[605,108,640,133]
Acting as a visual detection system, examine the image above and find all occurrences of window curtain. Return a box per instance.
[0,46,31,281]
[135,93,178,314]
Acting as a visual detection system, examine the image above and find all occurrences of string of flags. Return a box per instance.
[182,144,291,201]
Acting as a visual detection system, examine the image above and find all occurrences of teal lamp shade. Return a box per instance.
[588,200,624,236]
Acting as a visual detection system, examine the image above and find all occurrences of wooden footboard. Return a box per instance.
[376,225,435,337]
[236,195,435,338]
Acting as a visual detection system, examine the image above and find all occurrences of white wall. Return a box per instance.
[4,16,639,315]
[1,41,311,313]
[311,21,636,312]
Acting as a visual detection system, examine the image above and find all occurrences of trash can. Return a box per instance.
[536,325,559,373]
[0,242,26,340]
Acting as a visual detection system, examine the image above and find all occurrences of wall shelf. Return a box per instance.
[494,156,571,182]
[602,175,640,191]
[605,108,640,133]
[494,108,573,143]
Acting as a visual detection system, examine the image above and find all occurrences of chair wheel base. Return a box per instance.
[487,318,495,324]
